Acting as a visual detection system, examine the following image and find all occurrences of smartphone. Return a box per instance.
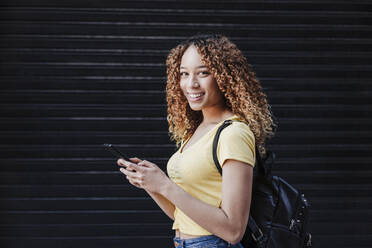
[103,143,130,161]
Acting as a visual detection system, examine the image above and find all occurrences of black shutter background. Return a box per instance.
[0,1,371,247]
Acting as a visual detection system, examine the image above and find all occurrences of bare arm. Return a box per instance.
[146,190,175,221]
[118,158,175,221]
[160,159,253,244]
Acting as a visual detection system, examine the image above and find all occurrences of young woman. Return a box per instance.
[117,34,277,248]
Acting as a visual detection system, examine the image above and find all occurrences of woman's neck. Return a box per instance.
[201,107,234,125]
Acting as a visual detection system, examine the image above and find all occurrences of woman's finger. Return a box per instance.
[129,157,142,163]
[117,158,128,166]
[120,168,142,187]
[126,162,146,173]
[127,177,142,189]
[137,159,156,168]
[127,174,144,188]
[117,158,130,166]
[118,159,138,172]
[120,167,137,177]
[120,168,145,186]
[118,157,141,166]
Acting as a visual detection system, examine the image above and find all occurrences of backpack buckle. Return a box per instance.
[251,227,264,242]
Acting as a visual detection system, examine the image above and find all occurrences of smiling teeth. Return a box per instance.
[189,93,203,98]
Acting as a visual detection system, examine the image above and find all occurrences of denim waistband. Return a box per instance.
[173,235,243,248]
[174,235,217,246]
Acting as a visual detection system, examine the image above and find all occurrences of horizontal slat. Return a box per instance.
[0,198,161,210]
[0,91,370,104]
[1,1,372,11]
[0,143,370,157]
[1,22,371,40]
[0,222,371,239]
[0,105,369,119]
[1,117,371,131]
[0,104,370,118]
[2,49,372,65]
[0,209,370,223]
[1,184,371,198]
[0,131,171,145]
[0,210,169,224]
[0,77,370,91]
[0,7,371,24]
[0,117,169,131]
[2,35,372,52]
[0,76,164,90]
[0,223,173,237]
[0,156,371,172]
[0,144,175,158]
[0,196,370,210]
[0,92,168,104]
[0,236,173,248]
[0,158,164,173]
[0,169,371,185]
[1,63,372,77]
[0,185,149,198]
[1,130,370,145]
[0,62,163,77]
[0,235,369,248]
[1,48,169,64]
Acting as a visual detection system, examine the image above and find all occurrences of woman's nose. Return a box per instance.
[188,74,199,88]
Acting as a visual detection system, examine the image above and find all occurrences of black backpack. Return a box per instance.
[213,119,312,248]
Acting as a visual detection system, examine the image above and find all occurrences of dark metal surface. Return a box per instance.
[0,1,371,247]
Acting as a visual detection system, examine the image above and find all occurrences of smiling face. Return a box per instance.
[179,45,226,112]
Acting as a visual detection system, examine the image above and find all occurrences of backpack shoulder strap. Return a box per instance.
[212,119,265,175]
[212,119,233,175]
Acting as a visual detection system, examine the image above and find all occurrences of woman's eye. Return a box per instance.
[180,72,188,76]
[199,71,210,76]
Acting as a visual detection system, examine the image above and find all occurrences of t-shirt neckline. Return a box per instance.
[179,114,239,154]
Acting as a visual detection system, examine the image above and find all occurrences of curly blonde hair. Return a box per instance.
[165,34,278,158]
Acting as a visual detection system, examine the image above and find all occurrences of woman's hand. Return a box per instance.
[117,157,170,194]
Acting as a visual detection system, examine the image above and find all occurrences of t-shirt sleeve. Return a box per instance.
[217,122,256,168]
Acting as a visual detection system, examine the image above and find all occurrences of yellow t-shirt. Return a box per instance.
[166,115,256,236]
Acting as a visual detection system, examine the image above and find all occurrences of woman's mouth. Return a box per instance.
[188,92,205,101]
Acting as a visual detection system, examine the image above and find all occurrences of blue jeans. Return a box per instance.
[173,235,244,248]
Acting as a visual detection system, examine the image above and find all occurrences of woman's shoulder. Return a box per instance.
[226,116,254,133]
[217,116,256,167]
[220,118,255,143]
